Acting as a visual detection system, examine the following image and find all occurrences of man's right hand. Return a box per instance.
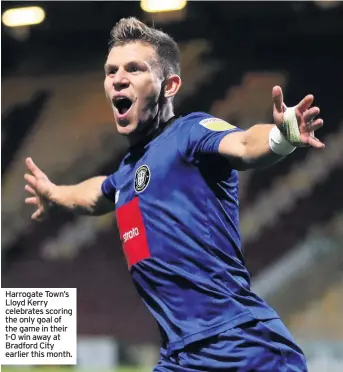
[24,157,56,221]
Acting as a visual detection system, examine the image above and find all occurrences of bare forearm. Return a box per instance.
[219,86,324,171]
[240,124,285,169]
[50,176,110,215]
[219,124,296,170]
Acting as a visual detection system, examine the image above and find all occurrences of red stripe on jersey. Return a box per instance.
[115,197,151,268]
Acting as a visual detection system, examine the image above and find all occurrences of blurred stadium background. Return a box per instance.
[1,0,343,371]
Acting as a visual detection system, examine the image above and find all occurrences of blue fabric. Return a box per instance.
[102,112,280,355]
[154,319,308,371]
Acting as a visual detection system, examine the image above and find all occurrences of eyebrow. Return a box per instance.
[104,63,116,71]
[104,59,154,72]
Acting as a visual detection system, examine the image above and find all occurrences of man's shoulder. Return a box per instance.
[179,111,213,124]
[173,112,214,133]
[177,112,238,133]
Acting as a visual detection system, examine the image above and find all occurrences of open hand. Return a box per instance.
[24,158,55,221]
[272,85,324,148]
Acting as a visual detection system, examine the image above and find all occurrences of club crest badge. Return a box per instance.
[134,165,151,193]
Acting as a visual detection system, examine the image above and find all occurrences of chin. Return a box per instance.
[116,122,138,136]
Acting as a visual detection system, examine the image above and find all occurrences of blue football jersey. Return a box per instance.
[102,112,279,355]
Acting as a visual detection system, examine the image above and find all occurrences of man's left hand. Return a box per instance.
[272,85,325,149]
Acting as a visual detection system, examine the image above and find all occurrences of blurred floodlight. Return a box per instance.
[141,0,187,13]
[2,6,45,27]
[315,0,340,9]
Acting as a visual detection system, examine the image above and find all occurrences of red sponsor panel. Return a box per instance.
[116,197,151,268]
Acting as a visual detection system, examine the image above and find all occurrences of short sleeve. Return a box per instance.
[177,112,243,163]
[101,174,116,203]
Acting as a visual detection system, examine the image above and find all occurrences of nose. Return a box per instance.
[112,68,130,91]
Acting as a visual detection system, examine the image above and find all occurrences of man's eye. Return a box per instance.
[128,65,140,73]
[107,70,116,75]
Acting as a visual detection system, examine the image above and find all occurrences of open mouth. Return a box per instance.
[113,96,133,117]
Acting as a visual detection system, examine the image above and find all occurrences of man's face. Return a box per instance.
[104,42,163,136]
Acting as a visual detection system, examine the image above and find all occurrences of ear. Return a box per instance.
[164,74,182,98]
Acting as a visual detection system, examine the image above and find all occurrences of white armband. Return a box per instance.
[269,126,296,155]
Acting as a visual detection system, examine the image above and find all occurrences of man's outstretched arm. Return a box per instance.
[24,158,114,221]
[218,86,325,170]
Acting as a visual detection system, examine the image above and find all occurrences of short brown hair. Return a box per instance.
[109,17,181,78]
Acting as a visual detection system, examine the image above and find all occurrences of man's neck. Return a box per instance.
[128,104,175,148]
